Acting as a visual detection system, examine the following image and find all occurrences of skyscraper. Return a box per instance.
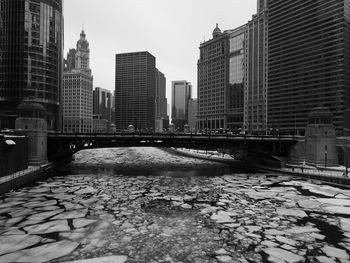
[268,0,350,135]
[244,4,268,133]
[198,25,229,131]
[93,87,113,122]
[155,69,168,119]
[155,69,169,132]
[0,0,64,130]
[171,80,192,131]
[62,30,93,133]
[227,26,246,131]
[188,98,198,132]
[115,51,156,130]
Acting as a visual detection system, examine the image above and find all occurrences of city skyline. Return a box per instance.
[64,0,257,98]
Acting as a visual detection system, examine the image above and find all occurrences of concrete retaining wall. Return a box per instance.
[0,135,28,178]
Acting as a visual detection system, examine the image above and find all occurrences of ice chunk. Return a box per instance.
[24,220,70,234]
[263,247,304,263]
[0,240,79,263]
[0,234,42,255]
[276,208,307,218]
[62,256,128,263]
[321,245,349,259]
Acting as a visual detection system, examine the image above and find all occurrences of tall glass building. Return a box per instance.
[115,51,156,131]
[244,4,268,134]
[0,0,63,130]
[171,80,192,131]
[227,26,246,131]
[268,0,350,135]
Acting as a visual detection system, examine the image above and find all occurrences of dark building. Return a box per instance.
[93,87,113,122]
[244,2,268,133]
[155,69,169,132]
[171,80,192,131]
[227,26,246,131]
[155,69,168,119]
[0,0,63,130]
[115,51,156,130]
[268,0,350,135]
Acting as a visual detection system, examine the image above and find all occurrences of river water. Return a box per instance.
[0,147,350,263]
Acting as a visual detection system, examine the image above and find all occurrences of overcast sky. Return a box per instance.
[63,0,257,99]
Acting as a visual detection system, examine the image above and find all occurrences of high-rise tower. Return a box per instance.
[0,0,64,130]
[171,80,192,131]
[115,51,156,130]
[268,0,350,135]
[198,24,230,131]
[244,3,268,133]
[62,30,93,133]
[75,30,90,73]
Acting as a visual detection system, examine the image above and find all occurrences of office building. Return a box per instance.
[227,25,246,131]
[93,114,108,133]
[93,87,113,122]
[198,24,248,131]
[155,69,167,118]
[115,51,156,130]
[188,98,198,132]
[198,25,229,131]
[0,0,63,130]
[155,69,169,132]
[268,0,350,135]
[62,30,93,133]
[171,80,192,131]
[244,3,268,133]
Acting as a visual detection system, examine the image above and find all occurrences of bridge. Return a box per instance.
[47,132,300,162]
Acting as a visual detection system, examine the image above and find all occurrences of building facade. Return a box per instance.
[115,51,156,130]
[171,80,192,131]
[93,114,108,133]
[268,0,350,135]
[188,98,198,132]
[0,0,63,130]
[198,25,229,131]
[227,26,246,131]
[244,4,268,133]
[62,30,93,133]
[155,69,169,132]
[155,69,167,118]
[93,87,113,122]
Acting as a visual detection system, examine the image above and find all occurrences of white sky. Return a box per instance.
[63,0,257,100]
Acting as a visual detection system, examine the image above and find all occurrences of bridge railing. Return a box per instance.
[47,131,301,141]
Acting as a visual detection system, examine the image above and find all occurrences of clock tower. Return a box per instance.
[75,30,91,73]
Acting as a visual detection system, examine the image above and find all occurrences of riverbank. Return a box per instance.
[0,157,72,195]
[0,163,53,195]
[173,148,350,188]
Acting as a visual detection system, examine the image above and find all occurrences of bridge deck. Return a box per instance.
[48,132,300,143]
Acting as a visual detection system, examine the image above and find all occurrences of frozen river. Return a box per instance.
[0,147,350,263]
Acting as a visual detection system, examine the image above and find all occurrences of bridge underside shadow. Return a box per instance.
[48,133,297,168]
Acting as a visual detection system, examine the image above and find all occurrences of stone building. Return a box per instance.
[62,30,93,133]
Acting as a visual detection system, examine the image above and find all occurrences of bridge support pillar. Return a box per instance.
[15,101,47,166]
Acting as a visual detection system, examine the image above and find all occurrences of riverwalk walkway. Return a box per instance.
[174,148,350,187]
[0,166,41,185]
[0,162,54,194]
